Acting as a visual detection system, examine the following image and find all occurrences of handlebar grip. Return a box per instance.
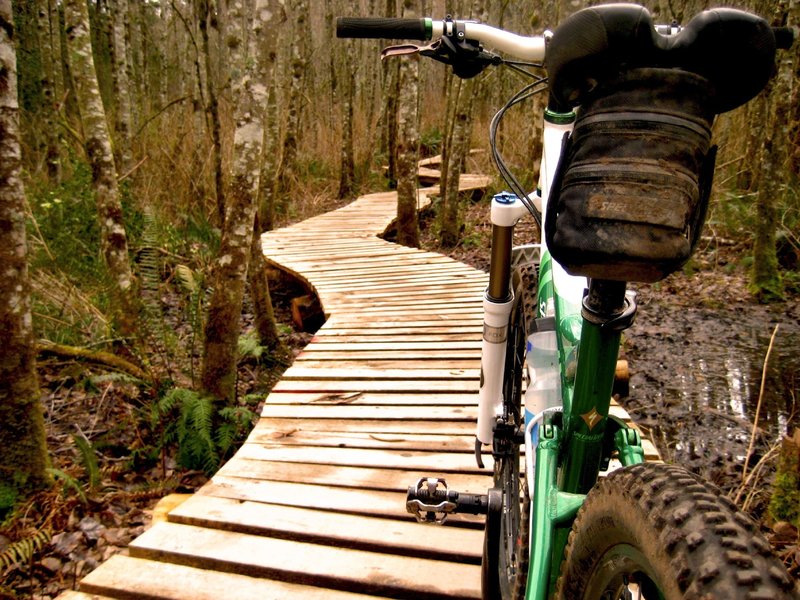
[336,17,430,40]
[773,26,795,49]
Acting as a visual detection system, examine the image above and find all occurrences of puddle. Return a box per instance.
[623,298,799,482]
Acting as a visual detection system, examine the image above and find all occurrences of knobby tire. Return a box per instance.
[556,462,798,600]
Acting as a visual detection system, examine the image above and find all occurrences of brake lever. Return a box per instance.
[382,38,502,78]
[381,43,429,59]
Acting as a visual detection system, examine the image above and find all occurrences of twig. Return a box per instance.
[117,155,149,183]
[733,441,781,506]
[741,324,780,485]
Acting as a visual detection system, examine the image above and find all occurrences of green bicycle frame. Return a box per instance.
[520,113,645,600]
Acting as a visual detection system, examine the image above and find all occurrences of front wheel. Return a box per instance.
[556,462,798,600]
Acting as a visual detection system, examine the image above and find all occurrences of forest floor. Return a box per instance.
[3,192,798,599]
[0,275,314,600]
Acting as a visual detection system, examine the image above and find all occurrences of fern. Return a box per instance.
[237,331,265,361]
[0,528,52,572]
[216,406,257,457]
[47,468,87,503]
[72,434,101,491]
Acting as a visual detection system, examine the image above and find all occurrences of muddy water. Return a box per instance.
[623,292,800,488]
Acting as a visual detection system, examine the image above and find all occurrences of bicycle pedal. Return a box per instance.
[406,478,457,524]
[406,477,490,524]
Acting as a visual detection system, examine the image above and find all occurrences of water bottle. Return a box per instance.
[524,328,561,447]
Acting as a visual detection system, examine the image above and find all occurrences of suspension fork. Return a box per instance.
[475,192,530,464]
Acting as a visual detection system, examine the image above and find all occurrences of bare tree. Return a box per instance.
[64,0,138,336]
[110,0,134,175]
[201,0,280,404]
[268,0,309,221]
[0,0,51,512]
[35,0,62,182]
[395,0,421,247]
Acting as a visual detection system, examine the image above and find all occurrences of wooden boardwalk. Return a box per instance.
[63,175,657,600]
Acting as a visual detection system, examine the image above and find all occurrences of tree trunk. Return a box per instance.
[35,0,62,182]
[0,0,51,512]
[201,0,279,404]
[380,0,399,187]
[64,0,138,336]
[395,0,421,248]
[440,77,475,247]
[110,0,134,175]
[338,61,356,199]
[270,0,308,219]
[249,214,284,350]
[197,0,226,226]
[750,0,796,300]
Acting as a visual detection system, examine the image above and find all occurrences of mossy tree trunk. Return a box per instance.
[201,0,279,405]
[64,0,138,337]
[0,0,51,514]
[395,0,421,248]
[750,0,796,301]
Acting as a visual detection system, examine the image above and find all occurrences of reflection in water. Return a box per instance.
[627,305,799,469]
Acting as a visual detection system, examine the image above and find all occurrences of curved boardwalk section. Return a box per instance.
[64,177,657,600]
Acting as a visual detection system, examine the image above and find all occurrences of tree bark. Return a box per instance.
[64,0,138,336]
[197,0,226,226]
[440,76,475,247]
[110,0,134,175]
[750,0,796,300]
[35,0,62,182]
[380,0,399,187]
[201,0,279,404]
[249,214,284,350]
[0,0,51,511]
[395,0,421,248]
[338,61,356,199]
[270,0,308,218]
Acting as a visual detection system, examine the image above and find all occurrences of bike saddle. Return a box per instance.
[545,3,784,114]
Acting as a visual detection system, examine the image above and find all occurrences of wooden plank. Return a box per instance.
[295,350,481,360]
[305,333,481,344]
[79,555,378,600]
[323,317,483,327]
[169,495,483,564]
[270,379,478,393]
[290,360,481,371]
[128,521,484,598]
[263,391,478,405]
[316,326,481,336]
[261,403,477,421]
[249,427,476,453]
[300,341,482,351]
[235,443,489,473]
[214,456,491,492]
[257,417,477,436]
[280,367,479,380]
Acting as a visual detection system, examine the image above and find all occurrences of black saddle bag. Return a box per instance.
[545,68,718,283]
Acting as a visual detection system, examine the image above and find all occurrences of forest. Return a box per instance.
[0,0,798,597]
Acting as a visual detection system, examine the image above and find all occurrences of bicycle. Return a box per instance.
[337,5,798,599]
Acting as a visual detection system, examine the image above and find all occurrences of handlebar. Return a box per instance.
[336,16,547,62]
[336,17,431,40]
